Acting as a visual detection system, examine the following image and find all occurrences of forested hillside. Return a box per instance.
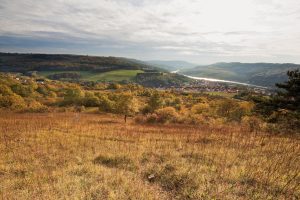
[0,53,162,73]
[0,53,192,87]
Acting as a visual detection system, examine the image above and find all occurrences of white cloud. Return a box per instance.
[0,0,300,63]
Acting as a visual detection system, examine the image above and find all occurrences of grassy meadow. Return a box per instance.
[38,70,144,82]
[0,112,299,199]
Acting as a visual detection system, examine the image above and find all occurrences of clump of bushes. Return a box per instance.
[155,107,179,123]
[0,94,26,110]
[23,100,49,113]
[136,107,179,124]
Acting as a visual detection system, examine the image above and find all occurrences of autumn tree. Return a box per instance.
[62,87,84,106]
[145,92,164,113]
[115,93,139,122]
[214,99,248,122]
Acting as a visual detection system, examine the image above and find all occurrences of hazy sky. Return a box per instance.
[1,0,300,64]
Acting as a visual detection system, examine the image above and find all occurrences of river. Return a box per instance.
[171,70,268,88]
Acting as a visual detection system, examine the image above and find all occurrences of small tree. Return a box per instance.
[253,69,300,131]
[115,93,139,122]
[147,92,164,113]
[62,87,84,106]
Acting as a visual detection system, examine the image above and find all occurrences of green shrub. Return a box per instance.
[98,95,115,112]
[11,84,34,97]
[61,87,84,106]
[83,92,100,107]
[147,92,164,113]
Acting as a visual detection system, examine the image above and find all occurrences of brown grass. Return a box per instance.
[0,112,299,199]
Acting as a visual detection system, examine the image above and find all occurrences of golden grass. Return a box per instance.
[0,112,299,199]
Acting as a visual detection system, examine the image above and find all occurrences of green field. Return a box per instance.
[38,70,144,82]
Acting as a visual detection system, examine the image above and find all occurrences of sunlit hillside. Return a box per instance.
[1,112,299,199]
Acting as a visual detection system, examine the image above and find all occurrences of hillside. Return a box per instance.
[0,53,192,87]
[1,112,299,199]
[0,70,299,199]
[181,62,300,87]
[0,53,163,73]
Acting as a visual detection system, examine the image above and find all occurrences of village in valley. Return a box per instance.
[158,79,273,96]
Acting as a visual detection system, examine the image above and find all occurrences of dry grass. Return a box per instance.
[0,112,299,199]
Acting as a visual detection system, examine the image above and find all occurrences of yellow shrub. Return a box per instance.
[242,116,262,132]
[155,107,179,123]
[239,101,254,115]
[191,103,210,114]
[25,100,48,112]
[0,94,26,110]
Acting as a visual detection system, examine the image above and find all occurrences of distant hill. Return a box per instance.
[181,62,300,87]
[146,60,197,71]
[135,72,191,88]
[0,53,191,87]
[0,52,164,73]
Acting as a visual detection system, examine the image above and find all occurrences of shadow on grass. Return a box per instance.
[93,155,136,171]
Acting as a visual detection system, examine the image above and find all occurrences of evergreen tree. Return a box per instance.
[275,69,300,112]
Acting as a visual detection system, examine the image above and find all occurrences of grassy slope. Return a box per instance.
[38,70,144,82]
[1,112,299,199]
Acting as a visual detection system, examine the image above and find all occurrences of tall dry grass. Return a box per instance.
[0,112,299,199]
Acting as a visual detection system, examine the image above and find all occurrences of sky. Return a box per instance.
[0,0,300,64]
